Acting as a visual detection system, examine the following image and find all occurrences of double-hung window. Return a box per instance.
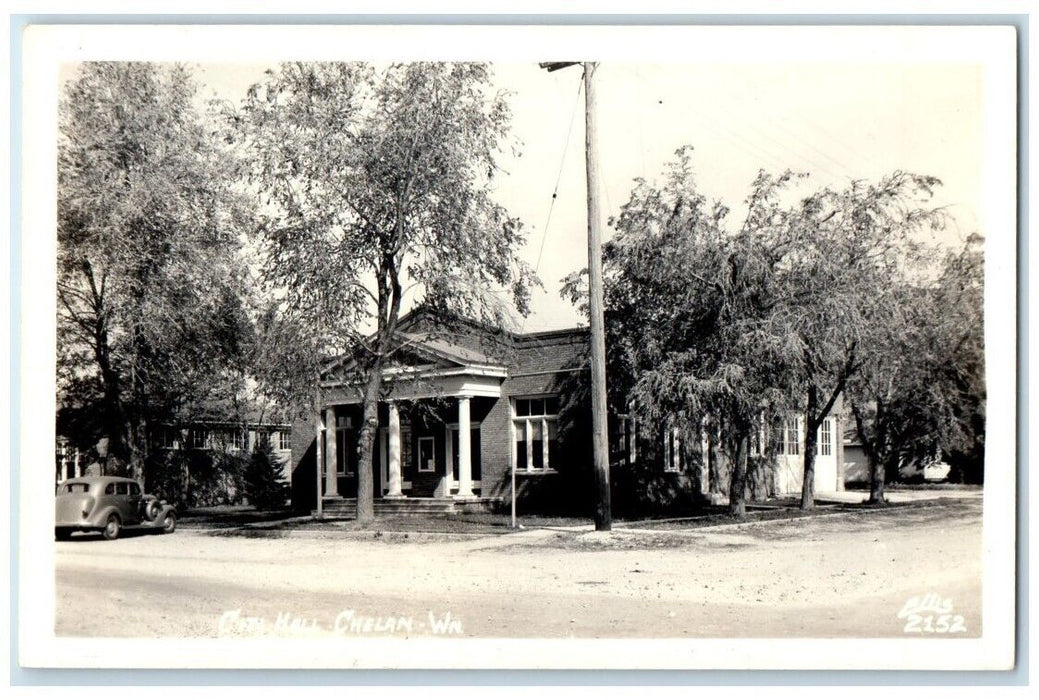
[335,417,354,476]
[191,429,210,450]
[513,396,559,472]
[818,419,833,456]
[777,417,800,455]
[662,427,681,473]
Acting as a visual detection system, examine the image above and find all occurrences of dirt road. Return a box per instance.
[55,501,982,639]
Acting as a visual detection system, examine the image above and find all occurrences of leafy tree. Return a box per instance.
[57,62,254,481]
[233,62,537,522]
[571,147,954,514]
[931,234,986,483]
[847,233,985,500]
[572,148,795,516]
[772,172,946,508]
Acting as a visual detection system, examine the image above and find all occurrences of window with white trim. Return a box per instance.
[777,417,800,455]
[417,436,435,472]
[278,431,291,451]
[161,428,178,450]
[662,427,681,473]
[335,417,354,475]
[513,396,559,472]
[190,429,210,450]
[231,430,245,451]
[255,430,270,449]
[610,414,638,465]
[818,419,833,456]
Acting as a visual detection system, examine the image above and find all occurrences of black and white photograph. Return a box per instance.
[16,22,1017,672]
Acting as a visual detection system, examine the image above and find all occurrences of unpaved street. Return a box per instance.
[55,501,982,639]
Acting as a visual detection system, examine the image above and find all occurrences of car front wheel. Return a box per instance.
[102,515,121,541]
[162,512,176,534]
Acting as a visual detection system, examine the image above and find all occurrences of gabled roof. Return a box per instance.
[396,331,501,368]
[319,305,587,383]
[320,330,507,383]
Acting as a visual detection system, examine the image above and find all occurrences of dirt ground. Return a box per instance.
[54,500,983,639]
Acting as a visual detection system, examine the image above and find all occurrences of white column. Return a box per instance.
[324,407,338,497]
[386,402,404,498]
[73,448,81,478]
[456,396,474,497]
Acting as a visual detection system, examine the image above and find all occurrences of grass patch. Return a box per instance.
[183,494,977,543]
[885,483,983,491]
[179,505,297,529]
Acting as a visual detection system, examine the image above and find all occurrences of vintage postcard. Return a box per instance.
[17,23,1017,671]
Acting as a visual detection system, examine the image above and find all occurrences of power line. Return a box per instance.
[532,74,585,278]
[520,73,585,336]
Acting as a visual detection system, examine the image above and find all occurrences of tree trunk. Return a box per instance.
[355,361,382,524]
[95,328,132,474]
[801,386,820,510]
[129,412,147,483]
[354,250,404,524]
[869,457,886,504]
[852,399,888,505]
[729,431,749,517]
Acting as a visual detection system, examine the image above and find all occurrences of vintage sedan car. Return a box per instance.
[55,476,177,541]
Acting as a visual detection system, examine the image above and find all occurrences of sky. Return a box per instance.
[194,59,984,332]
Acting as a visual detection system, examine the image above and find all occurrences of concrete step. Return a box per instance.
[315,497,499,518]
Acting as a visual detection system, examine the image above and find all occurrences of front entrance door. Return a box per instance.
[445,425,482,491]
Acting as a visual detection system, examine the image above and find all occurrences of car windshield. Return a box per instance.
[62,483,89,494]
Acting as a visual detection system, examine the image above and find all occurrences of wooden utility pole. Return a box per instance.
[540,61,611,531]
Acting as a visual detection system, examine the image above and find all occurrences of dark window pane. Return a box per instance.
[516,441,527,469]
[516,399,529,417]
[471,429,481,481]
[105,483,115,495]
[530,398,544,416]
[547,421,558,469]
[532,440,544,469]
[545,397,559,415]
[347,432,359,475]
[115,483,128,495]
[130,483,141,495]
[336,430,346,474]
[401,427,412,470]
[451,428,459,480]
[419,438,435,472]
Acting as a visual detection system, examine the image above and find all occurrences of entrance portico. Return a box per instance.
[319,359,505,502]
[290,307,592,516]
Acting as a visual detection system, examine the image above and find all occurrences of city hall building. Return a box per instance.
[289,308,599,514]
[288,307,846,516]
